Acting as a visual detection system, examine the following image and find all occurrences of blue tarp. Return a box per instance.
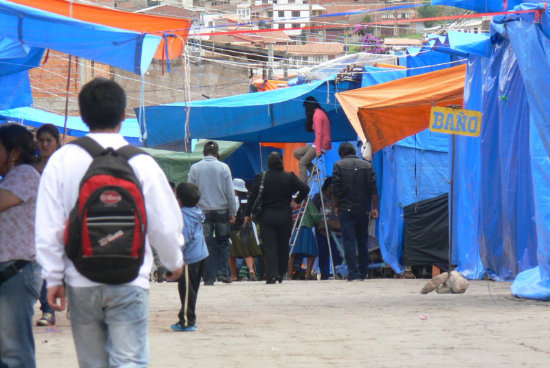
[137,79,360,148]
[374,130,450,273]
[0,107,142,145]
[0,1,161,75]
[361,66,406,87]
[431,0,522,12]
[0,71,32,109]
[504,3,550,299]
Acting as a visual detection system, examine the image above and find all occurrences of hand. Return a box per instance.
[290,200,298,210]
[47,285,67,312]
[244,216,251,224]
[371,209,379,219]
[230,216,236,225]
[164,265,184,281]
[316,152,322,158]
[334,207,339,216]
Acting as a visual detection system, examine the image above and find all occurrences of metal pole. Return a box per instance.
[449,133,456,273]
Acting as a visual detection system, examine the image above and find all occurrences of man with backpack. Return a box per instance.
[36,78,184,367]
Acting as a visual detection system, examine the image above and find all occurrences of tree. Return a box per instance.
[353,25,387,54]
[417,5,441,28]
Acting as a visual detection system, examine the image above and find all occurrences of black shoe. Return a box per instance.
[204,280,214,286]
[266,277,277,284]
[277,275,283,283]
[217,276,232,284]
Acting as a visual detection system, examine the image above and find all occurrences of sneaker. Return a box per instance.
[217,276,232,284]
[37,312,55,326]
[171,322,196,332]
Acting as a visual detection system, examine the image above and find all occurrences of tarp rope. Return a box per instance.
[62,55,72,143]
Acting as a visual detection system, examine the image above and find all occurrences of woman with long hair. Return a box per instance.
[34,124,62,327]
[245,152,309,284]
[0,123,42,367]
[293,96,332,183]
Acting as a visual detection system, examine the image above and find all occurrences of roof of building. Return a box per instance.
[272,42,345,55]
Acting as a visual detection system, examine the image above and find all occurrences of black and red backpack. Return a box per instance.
[64,136,148,284]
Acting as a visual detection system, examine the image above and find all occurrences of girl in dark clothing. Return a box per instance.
[245,152,309,284]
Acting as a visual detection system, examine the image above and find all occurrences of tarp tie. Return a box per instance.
[503,0,508,11]
[535,3,547,23]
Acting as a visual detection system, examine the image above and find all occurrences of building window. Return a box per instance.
[292,23,300,28]
[268,10,273,17]
[292,11,300,17]
[279,10,285,17]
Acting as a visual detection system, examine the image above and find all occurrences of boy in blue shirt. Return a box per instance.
[172,182,209,332]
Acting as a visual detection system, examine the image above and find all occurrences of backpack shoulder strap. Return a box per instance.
[71,136,105,158]
[116,145,149,162]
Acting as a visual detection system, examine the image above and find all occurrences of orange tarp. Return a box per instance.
[10,0,191,59]
[254,80,289,92]
[336,64,466,153]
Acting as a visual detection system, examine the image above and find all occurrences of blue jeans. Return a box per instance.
[339,210,370,280]
[202,209,231,282]
[0,261,41,368]
[39,280,54,314]
[67,285,149,368]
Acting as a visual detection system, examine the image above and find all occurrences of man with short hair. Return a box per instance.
[188,141,237,285]
[332,142,379,281]
[36,78,184,367]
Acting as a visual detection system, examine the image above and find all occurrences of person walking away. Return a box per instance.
[0,124,42,368]
[312,177,343,280]
[36,78,184,368]
[34,123,62,327]
[229,178,262,281]
[172,182,209,332]
[293,96,332,182]
[188,141,237,285]
[245,152,309,284]
[332,142,378,281]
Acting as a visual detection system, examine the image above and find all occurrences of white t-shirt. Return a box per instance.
[35,133,183,289]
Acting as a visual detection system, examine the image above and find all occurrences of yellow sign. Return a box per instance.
[429,106,482,137]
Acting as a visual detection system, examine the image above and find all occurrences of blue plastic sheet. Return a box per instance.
[431,0,522,12]
[507,3,550,299]
[0,71,32,109]
[0,1,161,75]
[374,130,449,273]
[361,66,406,87]
[137,79,360,148]
[0,107,142,145]
[452,56,485,279]
[0,46,44,77]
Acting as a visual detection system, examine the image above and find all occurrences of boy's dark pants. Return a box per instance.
[177,260,204,327]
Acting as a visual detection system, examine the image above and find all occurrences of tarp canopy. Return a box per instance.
[0,0,162,75]
[142,140,243,185]
[0,107,142,145]
[336,64,466,153]
[137,79,360,148]
[431,0,522,12]
[9,0,191,60]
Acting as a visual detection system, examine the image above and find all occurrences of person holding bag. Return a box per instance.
[245,152,309,284]
[0,124,42,368]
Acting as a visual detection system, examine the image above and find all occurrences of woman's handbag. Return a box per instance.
[251,172,266,221]
[238,222,251,246]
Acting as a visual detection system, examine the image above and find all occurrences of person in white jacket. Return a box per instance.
[36,78,184,368]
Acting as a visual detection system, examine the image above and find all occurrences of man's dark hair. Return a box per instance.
[203,140,219,157]
[338,142,356,157]
[176,182,201,207]
[321,176,333,192]
[267,151,284,171]
[0,124,37,165]
[78,78,126,130]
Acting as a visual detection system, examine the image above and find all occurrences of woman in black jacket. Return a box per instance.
[245,152,309,284]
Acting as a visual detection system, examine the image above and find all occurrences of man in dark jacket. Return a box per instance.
[332,142,379,281]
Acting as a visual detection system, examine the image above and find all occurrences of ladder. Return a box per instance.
[288,159,336,278]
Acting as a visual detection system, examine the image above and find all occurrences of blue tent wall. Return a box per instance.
[374,130,449,273]
[506,4,550,299]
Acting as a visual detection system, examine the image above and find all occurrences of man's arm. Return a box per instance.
[332,163,341,215]
[224,165,237,220]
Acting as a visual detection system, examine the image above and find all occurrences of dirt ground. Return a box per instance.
[34,279,550,367]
